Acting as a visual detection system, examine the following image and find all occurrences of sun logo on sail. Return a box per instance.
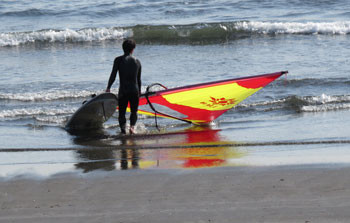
[200,97,236,108]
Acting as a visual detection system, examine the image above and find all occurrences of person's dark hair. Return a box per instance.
[122,39,136,54]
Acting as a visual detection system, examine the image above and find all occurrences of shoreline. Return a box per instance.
[1,137,350,152]
[2,165,350,223]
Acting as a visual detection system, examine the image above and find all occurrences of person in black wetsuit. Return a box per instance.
[106,39,142,134]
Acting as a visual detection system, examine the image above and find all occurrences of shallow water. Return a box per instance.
[1,0,350,177]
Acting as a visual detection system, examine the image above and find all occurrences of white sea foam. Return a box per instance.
[34,116,69,124]
[301,103,350,112]
[238,21,350,35]
[0,107,76,118]
[0,89,98,101]
[0,27,132,47]
[301,94,350,112]
[309,94,350,104]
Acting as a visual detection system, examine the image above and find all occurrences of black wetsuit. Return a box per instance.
[107,54,142,130]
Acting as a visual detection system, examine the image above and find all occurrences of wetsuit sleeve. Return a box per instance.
[106,58,119,90]
[138,61,142,95]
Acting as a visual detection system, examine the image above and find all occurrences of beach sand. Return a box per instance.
[1,165,350,223]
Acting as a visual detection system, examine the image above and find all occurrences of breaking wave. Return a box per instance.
[1,21,350,46]
[240,94,350,113]
[0,28,131,47]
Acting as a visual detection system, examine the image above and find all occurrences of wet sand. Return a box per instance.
[1,165,350,223]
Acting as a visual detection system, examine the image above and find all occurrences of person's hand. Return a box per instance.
[106,88,110,93]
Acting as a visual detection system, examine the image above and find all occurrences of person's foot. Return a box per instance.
[129,125,136,134]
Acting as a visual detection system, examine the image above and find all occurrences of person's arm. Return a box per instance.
[137,62,142,96]
[106,58,119,92]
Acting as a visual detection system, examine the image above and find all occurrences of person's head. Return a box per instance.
[122,39,136,55]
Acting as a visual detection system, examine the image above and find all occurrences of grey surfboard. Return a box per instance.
[65,93,118,130]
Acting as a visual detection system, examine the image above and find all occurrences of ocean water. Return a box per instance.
[1,0,350,177]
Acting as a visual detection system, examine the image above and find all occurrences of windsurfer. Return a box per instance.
[106,39,142,134]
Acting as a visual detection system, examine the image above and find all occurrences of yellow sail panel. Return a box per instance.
[163,82,261,111]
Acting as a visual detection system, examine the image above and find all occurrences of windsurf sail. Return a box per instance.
[129,71,287,124]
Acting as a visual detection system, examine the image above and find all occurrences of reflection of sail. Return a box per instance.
[174,147,241,169]
[138,126,246,169]
[180,126,221,144]
[170,126,245,168]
